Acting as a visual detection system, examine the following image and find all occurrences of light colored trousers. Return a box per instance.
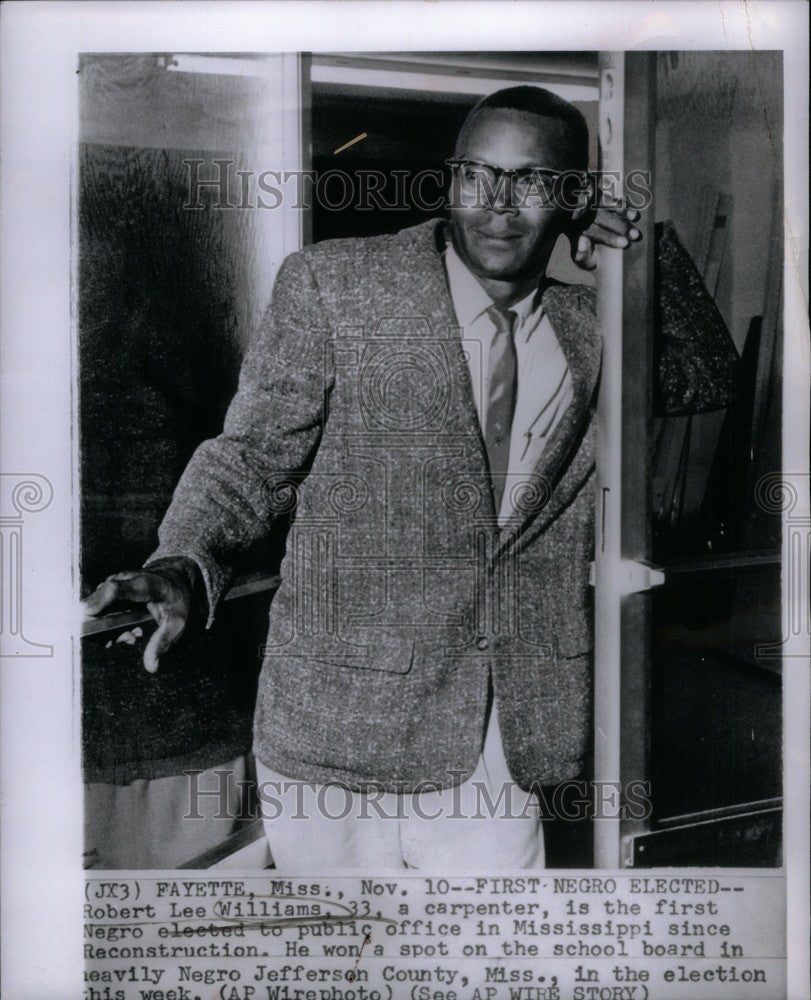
[256,702,545,871]
[85,756,248,869]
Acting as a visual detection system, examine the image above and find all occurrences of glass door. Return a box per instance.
[594,50,784,868]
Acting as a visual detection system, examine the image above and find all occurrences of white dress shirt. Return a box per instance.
[444,243,573,526]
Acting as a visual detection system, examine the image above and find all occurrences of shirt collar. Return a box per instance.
[444,242,544,330]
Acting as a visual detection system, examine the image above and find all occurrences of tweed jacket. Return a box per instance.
[149,219,601,792]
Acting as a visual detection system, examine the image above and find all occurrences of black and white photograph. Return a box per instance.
[0,3,808,999]
[78,48,784,872]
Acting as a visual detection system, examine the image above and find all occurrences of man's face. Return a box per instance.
[449,108,580,285]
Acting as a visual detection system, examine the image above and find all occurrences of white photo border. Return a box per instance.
[0,2,807,998]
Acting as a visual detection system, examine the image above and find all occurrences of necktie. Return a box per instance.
[484,304,518,515]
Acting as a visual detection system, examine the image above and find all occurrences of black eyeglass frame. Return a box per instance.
[445,158,590,207]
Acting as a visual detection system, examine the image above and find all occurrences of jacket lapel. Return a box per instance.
[406,222,496,518]
[497,283,601,547]
[397,222,600,539]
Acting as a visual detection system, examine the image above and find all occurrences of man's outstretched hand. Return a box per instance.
[81,556,203,673]
[572,203,642,271]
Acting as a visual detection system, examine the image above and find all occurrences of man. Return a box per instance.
[84,86,641,869]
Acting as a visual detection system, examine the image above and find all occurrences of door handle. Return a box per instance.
[589,559,666,595]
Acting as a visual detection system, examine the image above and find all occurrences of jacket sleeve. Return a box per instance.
[145,249,334,627]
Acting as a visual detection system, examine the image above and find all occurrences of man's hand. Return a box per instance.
[572,203,642,271]
[81,556,203,673]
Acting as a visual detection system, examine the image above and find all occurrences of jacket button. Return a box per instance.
[476,636,490,651]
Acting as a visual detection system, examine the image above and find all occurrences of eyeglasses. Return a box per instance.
[446,158,586,206]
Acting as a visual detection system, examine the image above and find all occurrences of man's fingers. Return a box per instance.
[574,222,641,269]
[589,209,641,239]
[106,571,169,603]
[592,195,639,219]
[82,571,171,617]
[143,612,187,674]
[81,579,122,616]
[593,229,632,249]
[83,562,196,672]
[574,235,597,271]
[593,213,630,236]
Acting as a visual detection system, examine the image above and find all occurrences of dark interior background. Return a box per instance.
[647,51,783,861]
[79,55,283,787]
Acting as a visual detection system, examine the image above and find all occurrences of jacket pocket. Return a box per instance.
[308,638,415,675]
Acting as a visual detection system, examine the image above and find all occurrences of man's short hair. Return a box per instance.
[457,85,589,170]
